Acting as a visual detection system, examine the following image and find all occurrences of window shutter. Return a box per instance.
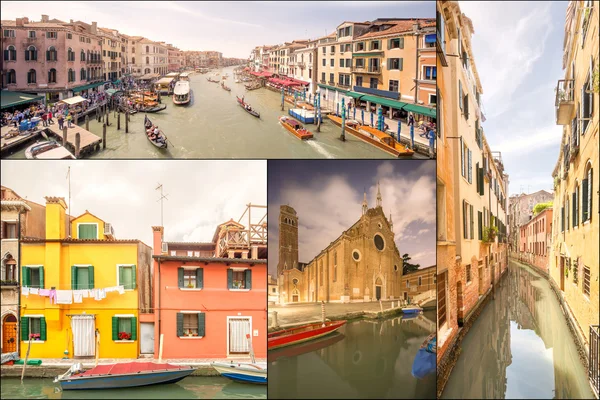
[46,50,50,61]
[130,265,136,290]
[178,267,184,288]
[227,269,233,289]
[21,317,29,341]
[33,50,37,61]
[468,149,472,184]
[459,81,463,110]
[463,200,467,239]
[245,269,252,290]
[40,317,47,341]
[561,207,565,231]
[22,267,30,287]
[88,266,94,289]
[400,37,404,49]
[0,221,4,239]
[71,266,77,289]
[478,211,483,240]
[47,70,51,83]
[3,50,8,60]
[460,137,464,177]
[25,51,29,61]
[573,192,577,226]
[197,312,205,337]
[119,266,124,288]
[582,178,589,221]
[130,317,137,341]
[112,316,118,340]
[176,313,184,337]
[589,169,593,218]
[470,205,474,239]
[388,39,391,50]
[399,58,403,71]
[39,266,44,289]
[387,58,391,70]
[196,268,204,289]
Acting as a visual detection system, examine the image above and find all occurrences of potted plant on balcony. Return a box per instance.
[0,280,17,286]
[482,226,498,243]
[594,64,599,94]
[29,333,41,341]
[118,331,131,341]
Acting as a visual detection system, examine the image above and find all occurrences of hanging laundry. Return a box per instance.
[117,285,125,295]
[73,290,84,304]
[21,287,30,296]
[105,286,118,293]
[48,289,57,304]
[38,288,50,297]
[81,290,90,298]
[55,290,73,305]
[29,288,39,295]
[90,288,99,300]
[93,288,106,301]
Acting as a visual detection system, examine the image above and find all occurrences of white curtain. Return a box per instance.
[71,315,95,357]
[229,318,250,353]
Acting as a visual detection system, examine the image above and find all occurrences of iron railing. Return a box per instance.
[591,325,599,398]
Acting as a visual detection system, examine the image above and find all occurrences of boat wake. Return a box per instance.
[307,140,334,159]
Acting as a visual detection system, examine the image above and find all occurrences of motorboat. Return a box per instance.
[210,361,266,385]
[25,140,76,159]
[278,116,313,140]
[411,333,436,379]
[402,305,423,314]
[54,362,195,390]
[268,331,344,363]
[268,320,346,350]
[173,81,191,105]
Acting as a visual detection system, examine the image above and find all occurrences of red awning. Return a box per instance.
[244,67,250,71]
[287,77,310,85]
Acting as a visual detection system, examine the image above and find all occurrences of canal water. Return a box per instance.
[268,311,436,399]
[7,67,395,159]
[442,259,594,399]
[0,376,266,399]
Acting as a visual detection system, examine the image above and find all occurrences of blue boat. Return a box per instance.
[210,361,267,384]
[411,334,436,379]
[402,305,423,314]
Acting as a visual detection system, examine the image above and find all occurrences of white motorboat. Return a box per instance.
[173,81,191,105]
[210,361,266,385]
[25,140,76,159]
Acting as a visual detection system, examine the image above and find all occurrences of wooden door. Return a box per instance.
[2,315,18,353]
[376,286,382,300]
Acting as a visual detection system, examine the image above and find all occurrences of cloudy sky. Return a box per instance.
[1,160,266,246]
[0,1,434,58]
[459,1,567,196]
[268,160,436,276]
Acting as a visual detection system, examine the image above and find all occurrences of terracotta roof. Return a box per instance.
[1,21,66,28]
[356,19,435,39]
[165,241,215,247]
[153,255,266,264]
[71,209,105,223]
[44,196,67,206]
[22,238,140,243]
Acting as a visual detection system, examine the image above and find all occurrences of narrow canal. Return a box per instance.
[7,66,401,159]
[441,259,594,399]
[0,376,266,399]
[268,311,436,399]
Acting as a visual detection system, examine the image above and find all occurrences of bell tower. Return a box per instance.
[278,205,299,276]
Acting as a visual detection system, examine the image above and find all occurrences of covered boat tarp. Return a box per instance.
[155,77,175,85]
[105,89,122,97]
[59,96,89,106]
[165,72,179,77]
[1,352,19,365]
[1,91,45,110]
[139,73,160,81]
[73,362,188,377]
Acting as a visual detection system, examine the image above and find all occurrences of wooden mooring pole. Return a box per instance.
[62,127,68,147]
[125,110,129,133]
[75,132,81,158]
[102,123,107,149]
[117,111,121,130]
[21,339,32,382]
[85,115,89,131]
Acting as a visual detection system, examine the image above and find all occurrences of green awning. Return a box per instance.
[354,94,437,118]
[106,89,122,97]
[0,91,45,110]
[71,81,106,93]
[347,91,363,99]
[352,52,384,57]
[317,83,348,94]
[401,103,437,118]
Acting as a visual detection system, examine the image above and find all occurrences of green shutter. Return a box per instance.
[25,50,29,61]
[197,313,205,337]
[573,192,577,227]
[130,317,137,341]
[478,211,483,240]
[227,269,233,289]
[400,37,404,49]
[40,317,47,341]
[46,50,50,61]
[399,58,403,71]
[459,81,463,110]
[112,316,118,340]
[176,313,184,337]
[387,39,391,50]
[178,268,184,288]
[131,265,136,290]
[22,267,30,287]
[582,178,589,221]
[196,268,204,289]
[88,266,94,289]
[470,205,474,239]
[245,269,252,290]
[71,266,77,290]
[21,317,29,341]
[39,267,44,289]
[119,266,124,288]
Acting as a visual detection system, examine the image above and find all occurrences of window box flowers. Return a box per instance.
[118,331,132,340]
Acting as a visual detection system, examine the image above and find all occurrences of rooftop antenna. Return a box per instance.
[155,183,169,227]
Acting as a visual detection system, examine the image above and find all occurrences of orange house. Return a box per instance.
[149,206,267,359]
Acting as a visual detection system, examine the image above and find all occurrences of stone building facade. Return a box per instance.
[277,186,403,304]
[508,190,553,253]
[518,208,552,274]
[400,265,436,301]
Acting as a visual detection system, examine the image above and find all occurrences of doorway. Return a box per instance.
[375,277,382,301]
[228,317,251,356]
[2,314,18,353]
[71,314,95,357]
[140,322,154,354]
[292,289,299,302]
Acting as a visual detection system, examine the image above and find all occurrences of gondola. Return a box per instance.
[236,96,260,118]
[139,104,167,113]
[221,82,231,92]
[144,115,168,149]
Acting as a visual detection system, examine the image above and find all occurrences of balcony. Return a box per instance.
[351,65,381,74]
[337,82,351,89]
[297,62,305,68]
[328,80,335,85]
[555,79,574,125]
[1,280,18,288]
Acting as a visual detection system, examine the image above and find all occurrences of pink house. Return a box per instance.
[519,208,553,273]
[2,15,104,101]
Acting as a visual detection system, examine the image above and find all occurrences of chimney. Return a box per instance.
[44,197,68,240]
[412,22,420,32]
[16,18,24,27]
[152,226,164,256]
[70,19,73,24]
[91,21,97,34]
[41,15,49,23]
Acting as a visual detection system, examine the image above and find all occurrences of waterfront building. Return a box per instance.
[436,0,509,364]
[141,39,168,76]
[507,190,554,253]
[166,44,184,72]
[518,208,552,274]
[98,27,123,82]
[1,15,104,101]
[1,186,46,354]
[550,0,599,348]
[290,40,318,94]
[279,40,308,77]
[316,31,345,102]
[400,265,436,302]
[277,185,404,304]
[149,204,267,359]
[20,197,152,359]
[267,275,278,304]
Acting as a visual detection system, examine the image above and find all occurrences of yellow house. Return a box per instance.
[20,197,151,359]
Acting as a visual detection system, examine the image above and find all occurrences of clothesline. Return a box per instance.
[21,285,125,304]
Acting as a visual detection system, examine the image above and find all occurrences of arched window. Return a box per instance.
[46,46,57,61]
[582,161,593,223]
[132,46,135,54]
[309,53,312,63]
[27,69,36,84]
[7,69,16,84]
[25,45,37,61]
[573,179,580,227]
[67,47,74,61]
[80,68,86,81]
[145,68,150,74]
[68,68,75,82]
[4,45,17,61]
[132,56,135,64]
[145,45,149,53]
[81,49,85,61]
[48,68,57,83]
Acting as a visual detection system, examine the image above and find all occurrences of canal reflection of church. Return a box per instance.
[277,185,404,304]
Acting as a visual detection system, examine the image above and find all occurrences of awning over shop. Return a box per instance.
[353,93,437,118]
[352,52,384,57]
[0,91,45,110]
[346,91,364,99]
[401,103,437,119]
[71,81,106,93]
[165,72,179,77]
[105,89,122,97]
[59,96,89,106]
[139,73,160,80]
[155,77,175,85]
[317,83,348,94]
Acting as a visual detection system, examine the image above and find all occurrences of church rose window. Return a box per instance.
[374,234,385,251]
[292,278,299,285]
[352,250,361,261]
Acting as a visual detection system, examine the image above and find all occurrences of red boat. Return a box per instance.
[268,320,346,350]
[267,331,345,362]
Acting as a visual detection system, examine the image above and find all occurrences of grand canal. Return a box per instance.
[0,376,266,399]
[268,311,436,399]
[441,259,594,399]
[7,67,399,159]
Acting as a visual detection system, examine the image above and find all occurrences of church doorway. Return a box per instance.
[375,277,382,301]
[292,289,299,302]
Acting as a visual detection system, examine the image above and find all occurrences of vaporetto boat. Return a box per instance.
[173,81,191,105]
